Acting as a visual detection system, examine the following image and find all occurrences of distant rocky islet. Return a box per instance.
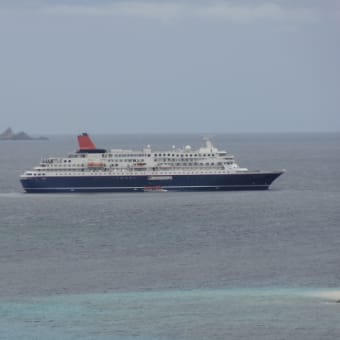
[0,127,48,141]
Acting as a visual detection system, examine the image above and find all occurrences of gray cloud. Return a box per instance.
[1,0,337,22]
[1,0,339,133]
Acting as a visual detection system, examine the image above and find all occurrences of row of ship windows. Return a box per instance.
[106,158,216,163]
[36,163,232,172]
[55,155,229,164]
[108,159,145,163]
[158,162,225,166]
[40,161,233,169]
[154,158,216,162]
[45,158,227,167]
[102,153,216,158]
[60,157,224,164]
[38,163,218,173]
[154,153,215,157]
[103,154,149,158]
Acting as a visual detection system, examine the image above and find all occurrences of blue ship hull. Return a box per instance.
[20,172,283,193]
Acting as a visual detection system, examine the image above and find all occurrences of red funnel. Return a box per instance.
[77,133,96,150]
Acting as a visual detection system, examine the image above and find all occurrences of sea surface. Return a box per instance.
[0,133,339,339]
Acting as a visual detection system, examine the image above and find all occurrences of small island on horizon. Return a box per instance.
[0,127,48,141]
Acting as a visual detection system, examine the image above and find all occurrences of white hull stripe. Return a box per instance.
[24,184,269,191]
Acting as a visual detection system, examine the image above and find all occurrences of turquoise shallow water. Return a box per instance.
[1,288,340,340]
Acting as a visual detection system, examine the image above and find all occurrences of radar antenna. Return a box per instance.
[203,135,215,150]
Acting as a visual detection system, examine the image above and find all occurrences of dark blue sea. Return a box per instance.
[0,133,339,339]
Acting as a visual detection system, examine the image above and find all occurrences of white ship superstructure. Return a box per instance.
[23,138,248,178]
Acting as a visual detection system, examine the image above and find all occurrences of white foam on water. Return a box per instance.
[304,289,340,301]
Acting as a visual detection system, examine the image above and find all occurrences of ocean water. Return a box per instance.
[0,133,339,339]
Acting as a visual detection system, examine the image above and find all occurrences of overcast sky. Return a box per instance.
[0,0,339,134]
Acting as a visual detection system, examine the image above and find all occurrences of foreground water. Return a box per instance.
[0,133,339,339]
[1,289,340,340]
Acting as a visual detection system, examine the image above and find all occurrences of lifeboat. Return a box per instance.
[133,162,147,169]
[88,162,105,168]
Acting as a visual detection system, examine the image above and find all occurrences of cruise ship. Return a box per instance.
[20,133,284,193]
